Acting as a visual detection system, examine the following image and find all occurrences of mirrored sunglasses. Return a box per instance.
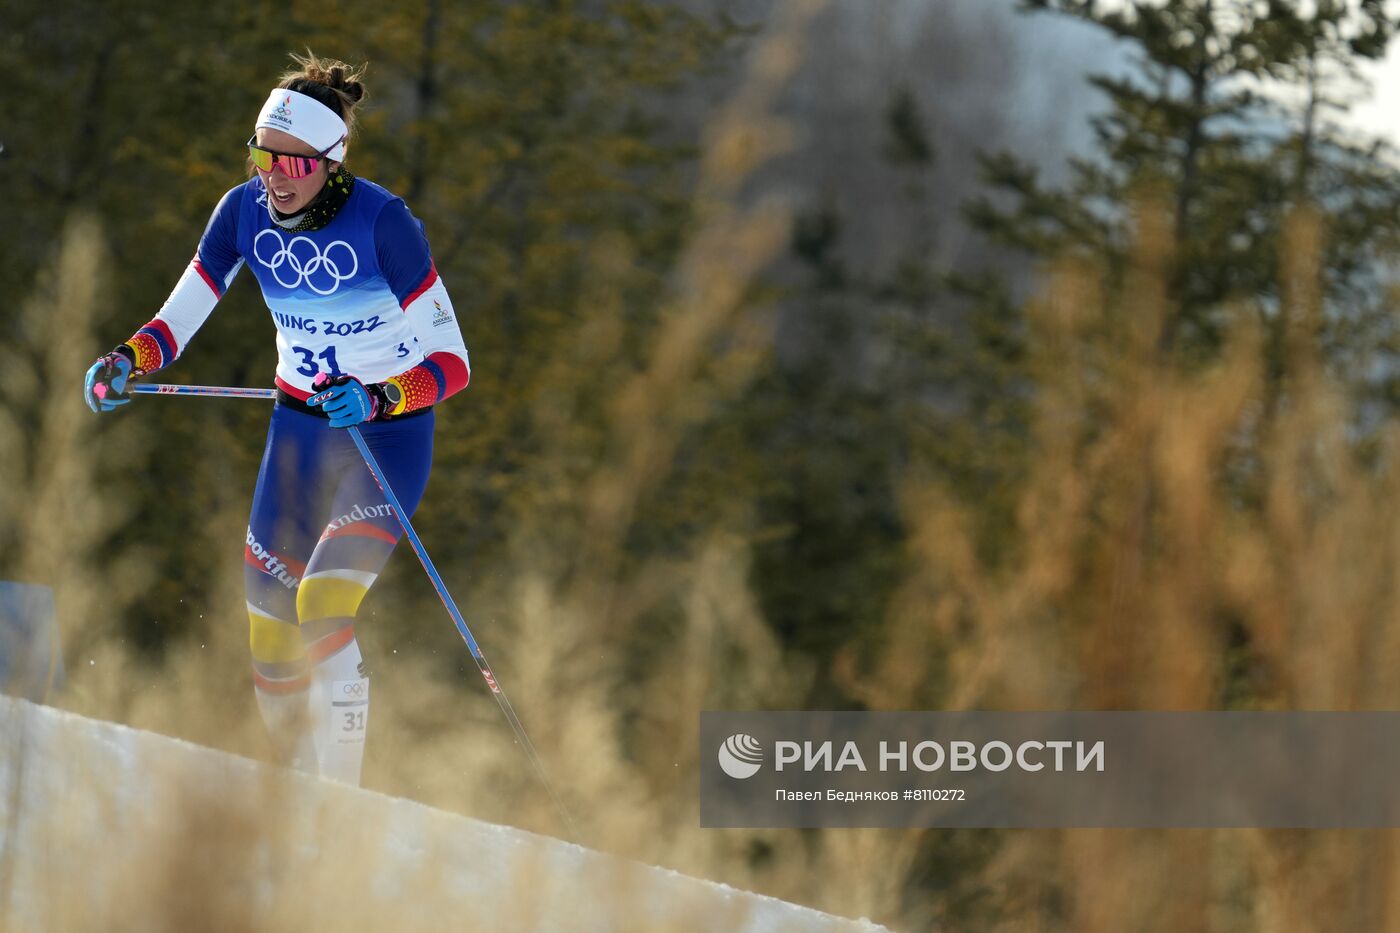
[246,135,343,179]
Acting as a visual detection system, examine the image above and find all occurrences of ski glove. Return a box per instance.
[84,351,134,413]
[307,373,397,428]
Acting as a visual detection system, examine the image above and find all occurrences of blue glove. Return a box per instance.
[84,352,134,413]
[307,374,389,428]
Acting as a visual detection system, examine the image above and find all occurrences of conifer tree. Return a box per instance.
[969,0,1400,379]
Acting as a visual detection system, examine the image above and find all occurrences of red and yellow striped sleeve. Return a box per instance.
[388,267,470,414]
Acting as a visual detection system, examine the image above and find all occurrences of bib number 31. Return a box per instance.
[292,345,343,378]
[333,678,368,746]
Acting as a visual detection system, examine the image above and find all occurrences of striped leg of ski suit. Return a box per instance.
[244,400,433,784]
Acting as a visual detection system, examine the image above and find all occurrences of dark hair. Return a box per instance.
[277,50,369,144]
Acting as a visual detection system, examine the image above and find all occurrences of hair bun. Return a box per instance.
[278,51,369,130]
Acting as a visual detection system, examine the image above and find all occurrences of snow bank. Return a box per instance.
[0,697,888,932]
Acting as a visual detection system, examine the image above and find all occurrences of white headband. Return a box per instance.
[254,88,348,162]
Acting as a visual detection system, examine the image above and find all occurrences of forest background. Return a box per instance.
[9,1,1400,929]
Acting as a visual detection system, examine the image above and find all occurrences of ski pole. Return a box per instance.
[131,382,578,838]
[129,383,278,399]
[345,424,578,840]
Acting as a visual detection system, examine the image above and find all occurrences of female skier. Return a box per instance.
[82,53,470,786]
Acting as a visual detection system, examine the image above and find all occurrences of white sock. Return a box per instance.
[308,635,370,785]
[255,685,319,775]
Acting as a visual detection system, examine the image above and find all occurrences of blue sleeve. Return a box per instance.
[193,183,246,297]
[375,199,436,307]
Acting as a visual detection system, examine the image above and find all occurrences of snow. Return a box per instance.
[0,697,889,932]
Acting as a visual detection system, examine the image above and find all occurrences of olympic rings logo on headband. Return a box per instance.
[253,229,359,295]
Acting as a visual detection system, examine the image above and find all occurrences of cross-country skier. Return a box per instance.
[82,53,470,786]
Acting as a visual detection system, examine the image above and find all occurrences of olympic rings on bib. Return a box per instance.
[253,228,360,295]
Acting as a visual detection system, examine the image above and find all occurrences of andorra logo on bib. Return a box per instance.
[253,228,359,295]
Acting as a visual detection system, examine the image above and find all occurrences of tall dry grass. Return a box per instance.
[826,198,1400,930]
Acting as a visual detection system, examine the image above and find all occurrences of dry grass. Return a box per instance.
[827,200,1400,931]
